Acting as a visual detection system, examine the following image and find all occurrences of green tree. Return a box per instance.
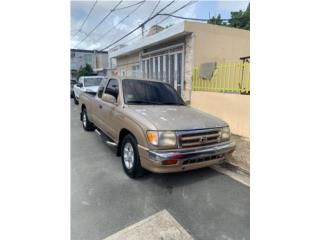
[229,4,250,30]
[77,64,94,80]
[207,4,250,30]
[207,14,223,25]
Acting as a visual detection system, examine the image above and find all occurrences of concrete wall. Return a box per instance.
[185,21,250,65]
[190,91,250,138]
[71,50,109,71]
[183,33,195,102]
[115,52,140,77]
[71,51,95,70]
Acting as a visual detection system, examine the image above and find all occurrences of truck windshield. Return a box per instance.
[123,79,185,105]
[84,78,103,87]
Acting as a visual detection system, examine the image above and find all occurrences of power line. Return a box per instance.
[118,1,203,48]
[156,0,197,25]
[99,0,175,51]
[120,30,143,46]
[77,29,96,42]
[148,0,160,19]
[75,1,123,48]
[157,13,216,22]
[157,13,249,22]
[127,0,163,41]
[120,0,188,47]
[119,8,247,48]
[115,1,146,11]
[95,1,145,43]
[142,0,160,36]
[103,0,174,50]
[72,0,98,38]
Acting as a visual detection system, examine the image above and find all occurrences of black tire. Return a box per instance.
[81,108,95,131]
[71,90,74,99]
[121,134,145,179]
[74,96,79,105]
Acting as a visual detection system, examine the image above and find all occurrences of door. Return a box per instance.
[176,53,183,95]
[169,54,175,88]
[91,79,108,128]
[168,53,183,96]
[98,79,119,140]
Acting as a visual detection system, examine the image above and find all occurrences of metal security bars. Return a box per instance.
[192,63,250,94]
[141,44,184,96]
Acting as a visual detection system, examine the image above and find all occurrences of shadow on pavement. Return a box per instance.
[140,167,220,190]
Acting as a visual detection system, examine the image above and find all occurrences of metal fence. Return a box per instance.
[192,62,250,94]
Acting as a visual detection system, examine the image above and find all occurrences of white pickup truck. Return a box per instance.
[73,76,104,105]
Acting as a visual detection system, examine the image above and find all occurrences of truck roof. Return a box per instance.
[80,76,105,78]
[110,76,167,84]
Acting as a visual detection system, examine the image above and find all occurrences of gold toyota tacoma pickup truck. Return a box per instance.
[79,77,235,178]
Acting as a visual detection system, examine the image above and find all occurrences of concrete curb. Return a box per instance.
[211,164,250,187]
[103,209,194,240]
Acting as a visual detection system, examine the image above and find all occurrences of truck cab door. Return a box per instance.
[92,79,108,129]
[98,79,119,140]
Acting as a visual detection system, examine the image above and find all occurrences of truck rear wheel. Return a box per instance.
[81,108,95,131]
[121,134,145,179]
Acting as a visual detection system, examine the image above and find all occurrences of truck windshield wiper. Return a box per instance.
[162,102,185,105]
[126,100,162,105]
[127,100,184,105]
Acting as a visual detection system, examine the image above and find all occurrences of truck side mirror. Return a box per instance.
[101,93,116,104]
[77,83,83,87]
[105,88,118,99]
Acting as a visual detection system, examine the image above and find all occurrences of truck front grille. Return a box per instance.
[178,129,221,148]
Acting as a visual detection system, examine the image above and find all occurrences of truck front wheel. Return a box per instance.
[121,134,145,179]
[81,108,95,131]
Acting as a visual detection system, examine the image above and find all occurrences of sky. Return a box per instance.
[71,0,249,51]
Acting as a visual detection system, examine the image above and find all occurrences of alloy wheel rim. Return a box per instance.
[83,112,87,127]
[123,142,134,169]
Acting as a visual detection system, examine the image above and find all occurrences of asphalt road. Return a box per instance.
[71,101,250,240]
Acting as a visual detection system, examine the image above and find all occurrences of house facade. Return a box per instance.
[109,21,249,102]
[70,49,109,79]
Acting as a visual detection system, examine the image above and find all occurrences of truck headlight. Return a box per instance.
[221,127,230,140]
[147,131,176,147]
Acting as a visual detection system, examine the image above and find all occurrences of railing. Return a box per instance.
[192,62,250,94]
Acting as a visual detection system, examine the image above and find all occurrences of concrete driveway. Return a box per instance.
[71,102,249,240]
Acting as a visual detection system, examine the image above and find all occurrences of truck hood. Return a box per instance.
[128,105,228,131]
[84,86,99,93]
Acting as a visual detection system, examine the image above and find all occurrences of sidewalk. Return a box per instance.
[104,210,193,240]
[211,134,250,186]
[228,134,250,174]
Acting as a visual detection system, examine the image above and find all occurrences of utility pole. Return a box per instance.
[141,24,145,38]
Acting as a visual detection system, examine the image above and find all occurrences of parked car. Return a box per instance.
[73,76,104,104]
[79,77,235,178]
[70,79,77,98]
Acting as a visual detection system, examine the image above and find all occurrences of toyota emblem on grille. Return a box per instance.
[200,136,208,143]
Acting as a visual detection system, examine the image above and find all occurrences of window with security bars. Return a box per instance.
[132,65,140,77]
[141,46,184,95]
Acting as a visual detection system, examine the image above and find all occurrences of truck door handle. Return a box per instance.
[99,105,103,109]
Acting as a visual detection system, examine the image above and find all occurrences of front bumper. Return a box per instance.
[139,141,236,173]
